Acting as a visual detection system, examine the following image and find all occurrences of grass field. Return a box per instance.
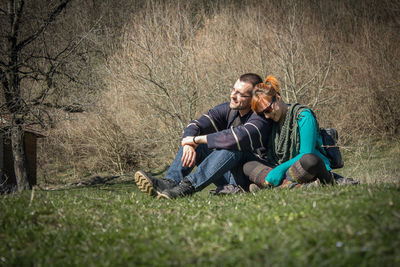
[1,139,399,266]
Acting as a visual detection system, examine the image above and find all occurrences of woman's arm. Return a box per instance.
[266,109,318,186]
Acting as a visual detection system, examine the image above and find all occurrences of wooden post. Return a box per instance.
[0,133,3,184]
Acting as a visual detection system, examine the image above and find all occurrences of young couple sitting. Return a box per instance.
[135,73,353,199]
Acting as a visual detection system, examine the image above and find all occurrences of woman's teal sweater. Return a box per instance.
[266,109,331,186]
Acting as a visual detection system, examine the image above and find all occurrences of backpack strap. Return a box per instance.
[318,128,344,169]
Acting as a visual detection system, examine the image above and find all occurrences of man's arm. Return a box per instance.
[182,113,271,152]
[180,103,231,167]
[206,113,272,152]
[182,103,230,138]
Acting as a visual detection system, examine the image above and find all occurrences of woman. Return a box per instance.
[243,76,335,189]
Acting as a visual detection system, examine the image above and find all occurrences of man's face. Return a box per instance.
[229,79,253,111]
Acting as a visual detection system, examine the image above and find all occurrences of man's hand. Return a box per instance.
[181,136,197,148]
[181,145,196,168]
[182,135,207,147]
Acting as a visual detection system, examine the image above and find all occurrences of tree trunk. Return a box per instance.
[10,125,30,192]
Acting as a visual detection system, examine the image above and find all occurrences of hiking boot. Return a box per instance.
[157,178,195,199]
[210,184,244,195]
[302,179,321,189]
[335,177,360,186]
[134,170,175,197]
[249,183,261,193]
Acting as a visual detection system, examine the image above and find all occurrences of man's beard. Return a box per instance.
[230,103,248,110]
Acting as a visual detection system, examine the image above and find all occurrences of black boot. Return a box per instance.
[158,178,195,199]
[134,170,176,197]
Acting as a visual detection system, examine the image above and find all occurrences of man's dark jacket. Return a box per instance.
[182,102,272,155]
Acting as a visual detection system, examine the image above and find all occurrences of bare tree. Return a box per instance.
[0,0,91,191]
[34,0,399,181]
[271,3,335,108]
[105,2,210,152]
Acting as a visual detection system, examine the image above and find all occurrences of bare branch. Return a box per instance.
[9,0,24,46]
[130,57,185,129]
[296,66,322,94]
[16,0,72,51]
[0,59,6,68]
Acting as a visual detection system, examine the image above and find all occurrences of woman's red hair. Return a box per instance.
[251,75,280,114]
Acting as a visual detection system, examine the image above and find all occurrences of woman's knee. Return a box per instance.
[243,161,272,184]
[243,161,260,177]
[299,153,324,173]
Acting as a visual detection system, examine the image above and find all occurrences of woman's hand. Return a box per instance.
[181,145,196,168]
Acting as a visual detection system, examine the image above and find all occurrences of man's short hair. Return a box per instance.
[239,73,263,88]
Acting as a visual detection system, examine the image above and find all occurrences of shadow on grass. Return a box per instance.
[34,174,137,192]
[4,165,170,194]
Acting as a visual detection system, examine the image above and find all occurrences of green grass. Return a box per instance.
[1,183,399,266]
[2,138,400,266]
[339,137,400,183]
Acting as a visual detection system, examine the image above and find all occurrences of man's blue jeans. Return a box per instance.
[165,144,260,191]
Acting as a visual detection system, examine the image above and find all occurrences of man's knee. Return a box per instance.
[212,149,243,161]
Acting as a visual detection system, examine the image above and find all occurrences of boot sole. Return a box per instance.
[134,171,158,197]
[156,192,171,199]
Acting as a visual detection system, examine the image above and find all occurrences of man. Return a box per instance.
[135,73,271,199]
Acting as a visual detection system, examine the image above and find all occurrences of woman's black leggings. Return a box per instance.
[243,153,334,187]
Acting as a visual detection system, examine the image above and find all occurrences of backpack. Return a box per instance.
[318,128,344,169]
